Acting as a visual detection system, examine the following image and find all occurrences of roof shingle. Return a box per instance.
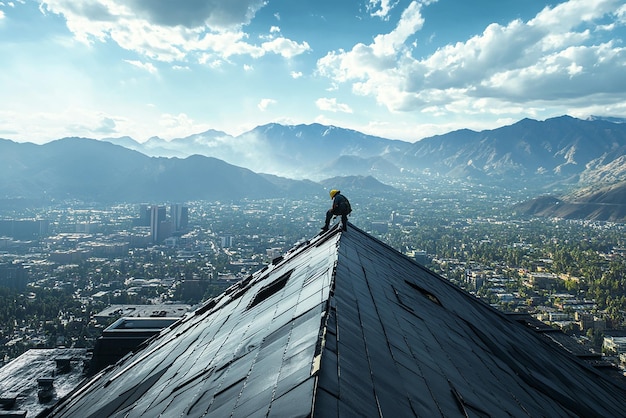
[47,223,626,417]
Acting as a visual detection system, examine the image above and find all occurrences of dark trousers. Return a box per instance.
[325,209,348,230]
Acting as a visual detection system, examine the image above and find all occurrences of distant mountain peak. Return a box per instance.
[145,136,167,145]
[586,115,626,124]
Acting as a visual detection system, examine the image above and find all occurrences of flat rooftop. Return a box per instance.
[94,303,191,323]
[0,348,89,417]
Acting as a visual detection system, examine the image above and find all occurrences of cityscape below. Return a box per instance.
[0,180,625,415]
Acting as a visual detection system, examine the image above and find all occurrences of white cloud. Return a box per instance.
[194,31,259,59]
[159,112,195,130]
[0,108,122,143]
[38,0,310,63]
[316,97,353,113]
[94,116,118,134]
[290,71,303,79]
[125,59,157,74]
[124,0,266,30]
[317,1,425,83]
[617,4,626,22]
[367,0,399,19]
[258,98,276,111]
[261,37,311,59]
[317,0,626,121]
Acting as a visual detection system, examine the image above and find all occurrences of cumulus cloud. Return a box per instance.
[159,112,195,130]
[318,1,425,83]
[317,0,626,117]
[367,0,399,19]
[94,116,118,134]
[128,0,265,29]
[258,98,276,111]
[38,0,309,63]
[316,98,353,113]
[63,112,124,139]
[261,37,311,59]
[125,59,157,74]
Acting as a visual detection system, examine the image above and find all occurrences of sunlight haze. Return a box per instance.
[1,0,625,143]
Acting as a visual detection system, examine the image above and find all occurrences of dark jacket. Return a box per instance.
[332,193,352,215]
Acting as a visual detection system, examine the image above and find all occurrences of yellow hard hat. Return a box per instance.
[329,189,339,198]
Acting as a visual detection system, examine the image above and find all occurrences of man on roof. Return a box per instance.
[322,189,352,232]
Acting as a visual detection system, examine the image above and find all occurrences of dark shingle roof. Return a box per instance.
[46,223,626,417]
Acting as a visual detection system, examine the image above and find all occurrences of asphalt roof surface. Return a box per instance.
[46,223,626,417]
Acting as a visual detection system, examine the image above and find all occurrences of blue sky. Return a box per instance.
[1,0,625,144]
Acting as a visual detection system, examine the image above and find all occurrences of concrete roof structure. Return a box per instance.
[93,304,191,324]
[0,348,89,417]
[46,223,626,417]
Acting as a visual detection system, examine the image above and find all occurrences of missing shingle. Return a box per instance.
[247,269,293,310]
[194,298,218,316]
[392,286,413,311]
[404,280,442,306]
[392,285,425,319]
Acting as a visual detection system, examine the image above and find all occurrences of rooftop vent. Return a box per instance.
[0,394,17,409]
[37,377,55,403]
[55,357,72,373]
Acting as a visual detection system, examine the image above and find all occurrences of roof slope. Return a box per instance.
[46,224,626,417]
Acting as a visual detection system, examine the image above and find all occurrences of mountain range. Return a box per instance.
[0,137,323,202]
[514,181,626,222]
[1,115,625,221]
[102,115,626,186]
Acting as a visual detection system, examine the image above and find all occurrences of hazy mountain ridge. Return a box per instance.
[514,181,626,222]
[101,116,626,185]
[105,123,412,180]
[0,137,312,202]
[319,175,396,194]
[3,116,626,222]
[401,116,626,183]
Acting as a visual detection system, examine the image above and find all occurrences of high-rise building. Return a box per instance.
[170,204,189,232]
[46,224,626,417]
[136,204,151,227]
[150,205,167,243]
